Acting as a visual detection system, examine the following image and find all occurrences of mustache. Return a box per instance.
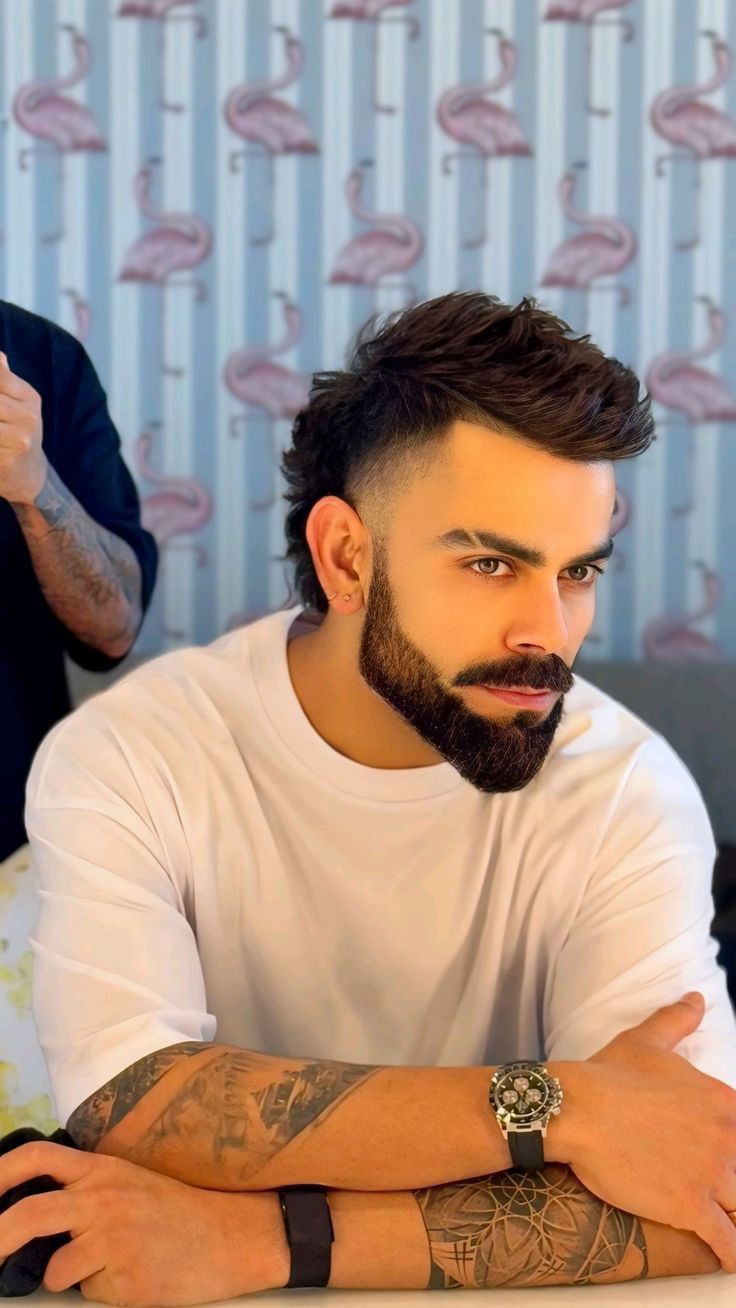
[454,665,572,694]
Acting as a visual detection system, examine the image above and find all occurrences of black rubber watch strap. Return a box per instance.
[508,1126,545,1171]
[278,1185,335,1288]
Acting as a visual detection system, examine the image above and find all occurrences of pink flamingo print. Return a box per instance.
[539,161,636,305]
[543,0,633,117]
[223,25,319,247]
[642,562,723,662]
[135,422,213,557]
[12,24,106,245]
[436,27,532,248]
[328,0,419,114]
[117,156,212,376]
[62,288,92,342]
[650,30,736,251]
[328,159,423,304]
[134,421,213,641]
[223,292,311,512]
[646,297,736,423]
[116,0,206,114]
[645,297,736,516]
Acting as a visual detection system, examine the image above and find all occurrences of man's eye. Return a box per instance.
[462,558,603,586]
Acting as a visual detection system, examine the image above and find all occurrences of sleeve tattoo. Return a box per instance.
[66,1042,382,1181]
[13,463,142,654]
[67,1048,650,1286]
[413,1164,649,1289]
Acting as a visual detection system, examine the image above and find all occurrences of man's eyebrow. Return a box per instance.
[434,529,615,570]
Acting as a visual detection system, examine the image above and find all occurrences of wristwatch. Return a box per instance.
[489,1060,563,1171]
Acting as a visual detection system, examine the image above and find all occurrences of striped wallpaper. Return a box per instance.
[0,0,734,661]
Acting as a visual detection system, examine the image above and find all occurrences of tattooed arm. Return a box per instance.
[11,462,143,659]
[66,1048,721,1290]
[65,1040,584,1193]
[317,1166,721,1290]
[62,1051,726,1286]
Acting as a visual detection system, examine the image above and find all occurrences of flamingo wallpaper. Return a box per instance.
[0,0,735,662]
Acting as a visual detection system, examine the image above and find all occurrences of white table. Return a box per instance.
[14,1272,735,1306]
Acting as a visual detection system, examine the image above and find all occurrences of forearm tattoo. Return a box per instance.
[13,463,142,651]
[66,1042,218,1149]
[413,1164,649,1288]
[66,1043,382,1182]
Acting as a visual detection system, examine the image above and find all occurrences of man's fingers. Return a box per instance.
[0,1189,86,1258]
[0,389,31,424]
[0,351,14,383]
[0,1140,91,1198]
[0,352,32,401]
[698,1204,736,1275]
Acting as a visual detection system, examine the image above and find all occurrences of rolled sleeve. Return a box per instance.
[544,737,736,1090]
[24,707,215,1128]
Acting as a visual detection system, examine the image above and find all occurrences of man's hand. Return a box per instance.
[559,992,736,1273]
[0,351,49,506]
[0,1140,286,1306]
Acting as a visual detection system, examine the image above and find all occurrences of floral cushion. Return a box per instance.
[0,844,60,1135]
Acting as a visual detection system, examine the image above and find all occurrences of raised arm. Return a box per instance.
[13,462,143,658]
[0,347,146,659]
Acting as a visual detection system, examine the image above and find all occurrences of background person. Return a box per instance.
[0,299,158,861]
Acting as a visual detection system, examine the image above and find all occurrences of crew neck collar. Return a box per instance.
[247,605,466,802]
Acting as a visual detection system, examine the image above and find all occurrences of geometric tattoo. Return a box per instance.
[413,1164,649,1288]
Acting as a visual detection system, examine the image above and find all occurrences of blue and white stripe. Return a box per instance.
[0,0,732,661]
[215,0,247,633]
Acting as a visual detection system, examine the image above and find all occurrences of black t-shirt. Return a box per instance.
[0,300,158,860]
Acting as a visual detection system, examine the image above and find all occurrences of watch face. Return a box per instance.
[491,1064,558,1124]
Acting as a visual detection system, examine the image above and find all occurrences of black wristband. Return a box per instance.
[278,1185,334,1288]
[508,1127,545,1171]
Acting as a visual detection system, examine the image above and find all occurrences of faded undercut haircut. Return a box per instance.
[278,290,655,615]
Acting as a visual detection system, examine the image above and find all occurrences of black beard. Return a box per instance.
[357,552,570,793]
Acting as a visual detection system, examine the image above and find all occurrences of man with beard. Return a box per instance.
[15,292,736,1299]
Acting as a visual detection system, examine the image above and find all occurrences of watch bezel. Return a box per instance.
[490,1060,563,1127]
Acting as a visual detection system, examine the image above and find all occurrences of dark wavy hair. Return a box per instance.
[278,290,655,616]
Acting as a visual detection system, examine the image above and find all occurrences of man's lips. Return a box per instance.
[480,685,555,695]
[475,685,560,709]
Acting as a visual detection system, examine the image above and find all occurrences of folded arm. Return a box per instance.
[132,1160,722,1292]
[68,1039,577,1192]
[322,1169,720,1290]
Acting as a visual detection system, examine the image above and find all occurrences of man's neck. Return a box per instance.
[286,622,441,770]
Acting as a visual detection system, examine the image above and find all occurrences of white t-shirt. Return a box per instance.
[25,603,736,1127]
